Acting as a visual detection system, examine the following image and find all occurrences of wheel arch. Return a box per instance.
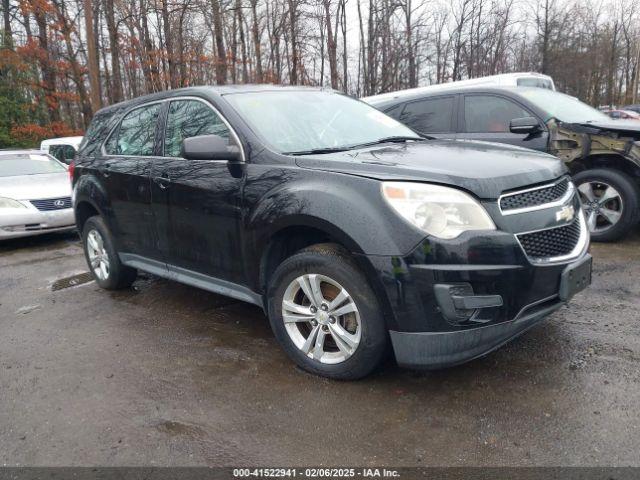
[74,200,101,233]
[568,154,640,185]
[255,221,397,329]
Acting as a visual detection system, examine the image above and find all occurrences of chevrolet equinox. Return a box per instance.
[72,86,592,380]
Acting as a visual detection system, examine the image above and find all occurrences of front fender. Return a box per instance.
[549,119,640,168]
[245,171,425,257]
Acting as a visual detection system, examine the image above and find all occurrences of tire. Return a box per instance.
[573,168,640,242]
[267,244,388,380]
[82,216,137,290]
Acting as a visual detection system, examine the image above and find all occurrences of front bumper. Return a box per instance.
[0,207,75,239]
[362,226,591,369]
[390,296,562,369]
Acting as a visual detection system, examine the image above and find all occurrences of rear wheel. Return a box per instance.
[82,216,137,289]
[574,168,639,242]
[267,244,387,380]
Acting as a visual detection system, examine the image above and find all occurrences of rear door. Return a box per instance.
[101,102,163,261]
[391,95,458,139]
[150,98,245,284]
[459,94,548,151]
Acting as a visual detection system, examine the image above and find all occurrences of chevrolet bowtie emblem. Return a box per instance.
[555,205,575,222]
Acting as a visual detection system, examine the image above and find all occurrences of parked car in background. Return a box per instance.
[72,86,591,379]
[623,104,640,114]
[40,136,83,164]
[603,109,640,121]
[365,86,640,242]
[363,73,555,107]
[0,150,75,239]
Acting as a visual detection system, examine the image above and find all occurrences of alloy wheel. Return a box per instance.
[577,181,623,234]
[87,229,110,280]
[281,274,361,364]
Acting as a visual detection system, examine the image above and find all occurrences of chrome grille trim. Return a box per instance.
[30,197,72,211]
[515,210,589,265]
[499,177,575,216]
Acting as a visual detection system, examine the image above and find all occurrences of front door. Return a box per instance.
[150,98,245,284]
[460,94,548,151]
[101,102,163,261]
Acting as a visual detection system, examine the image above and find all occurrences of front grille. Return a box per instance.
[517,217,582,260]
[30,197,72,211]
[500,177,570,212]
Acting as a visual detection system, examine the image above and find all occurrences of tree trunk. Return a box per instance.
[288,0,298,84]
[250,0,263,82]
[105,0,123,101]
[83,0,101,111]
[211,0,228,84]
[323,0,338,89]
[34,11,60,122]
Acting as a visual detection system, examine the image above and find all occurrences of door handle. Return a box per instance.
[153,173,171,189]
[100,162,113,178]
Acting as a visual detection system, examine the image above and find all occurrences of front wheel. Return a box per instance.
[574,168,640,242]
[267,244,388,380]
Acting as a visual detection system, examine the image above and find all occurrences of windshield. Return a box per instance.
[519,89,611,123]
[0,153,66,177]
[224,90,419,153]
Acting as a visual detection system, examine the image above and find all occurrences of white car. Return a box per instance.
[0,150,75,240]
[363,72,556,106]
[40,136,83,165]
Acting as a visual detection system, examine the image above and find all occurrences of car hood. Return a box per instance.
[294,139,565,199]
[576,120,640,134]
[0,172,71,200]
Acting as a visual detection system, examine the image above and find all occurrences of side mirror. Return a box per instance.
[181,134,241,162]
[510,117,541,135]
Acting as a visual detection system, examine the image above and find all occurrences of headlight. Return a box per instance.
[0,197,26,209]
[381,182,495,239]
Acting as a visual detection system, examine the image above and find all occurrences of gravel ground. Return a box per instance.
[0,229,639,466]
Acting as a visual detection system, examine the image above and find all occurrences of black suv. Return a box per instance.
[72,86,591,380]
[365,86,640,242]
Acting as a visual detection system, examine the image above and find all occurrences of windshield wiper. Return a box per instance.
[285,135,427,156]
[285,146,353,156]
[350,135,428,149]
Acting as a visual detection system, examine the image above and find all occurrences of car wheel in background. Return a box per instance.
[574,168,640,242]
[267,244,388,380]
[82,216,137,289]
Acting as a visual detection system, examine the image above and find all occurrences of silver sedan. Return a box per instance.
[0,150,75,240]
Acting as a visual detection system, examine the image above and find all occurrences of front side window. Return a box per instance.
[399,96,455,133]
[464,95,530,133]
[106,103,161,156]
[224,91,418,154]
[164,100,230,157]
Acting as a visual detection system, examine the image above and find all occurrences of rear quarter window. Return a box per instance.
[79,109,121,157]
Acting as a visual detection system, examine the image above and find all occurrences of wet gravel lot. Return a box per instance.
[1,230,639,467]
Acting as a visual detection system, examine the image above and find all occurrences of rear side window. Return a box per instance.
[163,99,229,157]
[399,96,455,133]
[464,95,530,133]
[105,103,161,156]
[516,77,553,90]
